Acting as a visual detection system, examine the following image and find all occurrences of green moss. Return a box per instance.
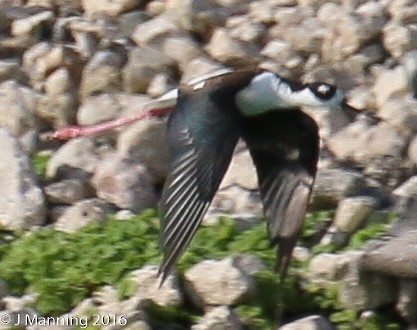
[31,151,51,179]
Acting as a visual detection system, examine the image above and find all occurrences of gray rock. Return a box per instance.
[184,257,256,308]
[339,251,396,310]
[361,230,417,279]
[378,95,417,134]
[261,39,303,73]
[230,254,266,275]
[311,168,366,209]
[0,59,23,82]
[117,118,170,183]
[54,198,113,233]
[393,176,417,199]
[328,121,406,165]
[81,0,141,16]
[131,15,182,46]
[205,28,260,65]
[372,65,409,108]
[122,46,175,94]
[129,265,182,307]
[0,80,40,153]
[80,50,124,99]
[11,9,54,38]
[220,149,258,190]
[408,136,417,167]
[3,294,37,312]
[162,35,203,70]
[227,15,266,43]
[210,185,263,217]
[0,128,46,230]
[91,153,157,212]
[403,50,417,98]
[333,196,377,234]
[46,137,100,178]
[180,57,226,84]
[192,306,243,330]
[308,253,349,286]
[36,68,78,128]
[396,279,417,325]
[388,0,417,24]
[383,23,417,59]
[279,315,333,330]
[77,94,121,126]
[44,179,93,205]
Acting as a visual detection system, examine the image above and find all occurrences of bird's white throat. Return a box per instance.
[235,72,344,116]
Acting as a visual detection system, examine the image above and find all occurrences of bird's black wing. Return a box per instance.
[159,72,256,283]
[241,110,319,277]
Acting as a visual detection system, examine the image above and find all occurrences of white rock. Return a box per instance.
[77,94,121,126]
[378,94,417,133]
[117,118,169,183]
[130,266,182,307]
[308,253,349,286]
[92,153,157,212]
[54,198,113,233]
[185,258,256,308]
[82,0,140,16]
[279,315,333,330]
[46,137,100,178]
[383,23,417,59]
[192,306,243,330]
[205,28,260,65]
[0,129,46,230]
[333,196,377,234]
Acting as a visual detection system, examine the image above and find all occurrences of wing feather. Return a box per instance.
[242,110,319,277]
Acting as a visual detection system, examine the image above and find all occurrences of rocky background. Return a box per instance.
[1,0,417,329]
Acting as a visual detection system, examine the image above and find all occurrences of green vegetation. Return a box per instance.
[31,151,51,179]
[0,210,400,329]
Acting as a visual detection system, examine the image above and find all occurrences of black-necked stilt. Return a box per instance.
[158,67,358,284]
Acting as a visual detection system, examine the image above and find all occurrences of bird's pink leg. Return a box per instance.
[44,105,173,141]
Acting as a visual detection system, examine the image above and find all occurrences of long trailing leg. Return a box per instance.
[43,105,173,141]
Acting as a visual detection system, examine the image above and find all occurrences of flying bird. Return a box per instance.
[158,67,357,284]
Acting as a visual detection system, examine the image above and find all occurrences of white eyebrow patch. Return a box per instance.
[317,84,331,94]
[192,81,206,90]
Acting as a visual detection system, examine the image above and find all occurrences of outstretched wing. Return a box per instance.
[158,71,256,283]
[242,110,319,277]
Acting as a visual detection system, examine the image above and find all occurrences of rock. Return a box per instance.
[388,0,417,24]
[3,294,37,311]
[333,196,377,234]
[311,168,366,209]
[147,72,173,97]
[131,15,182,46]
[408,136,417,167]
[396,279,417,325]
[403,49,417,98]
[161,35,203,70]
[184,257,256,308]
[117,118,170,183]
[124,321,152,330]
[122,46,175,94]
[327,121,406,165]
[205,28,260,65]
[210,185,263,218]
[54,198,113,233]
[129,265,182,307]
[36,68,78,127]
[378,95,417,134]
[260,39,303,73]
[361,230,417,279]
[339,251,396,310]
[0,59,23,82]
[220,149,258,190]
[46,137,100,178]
[0,128,46,230]
[44,179,93,204]
[82,0,140,16]
[308,253,349,286]
[392,175,417,199]
[279,315,333,330]
[383,23,417,59]
[91,153,157,212]
[0,80,40,152]
[80,50,124,99]
[372,65,409,107]
[227,15,266,43]
[192,306,243,330]
[230,254,266,275]
[77,94,121,126]
[11,9,54,39]
[22,43,79,90]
